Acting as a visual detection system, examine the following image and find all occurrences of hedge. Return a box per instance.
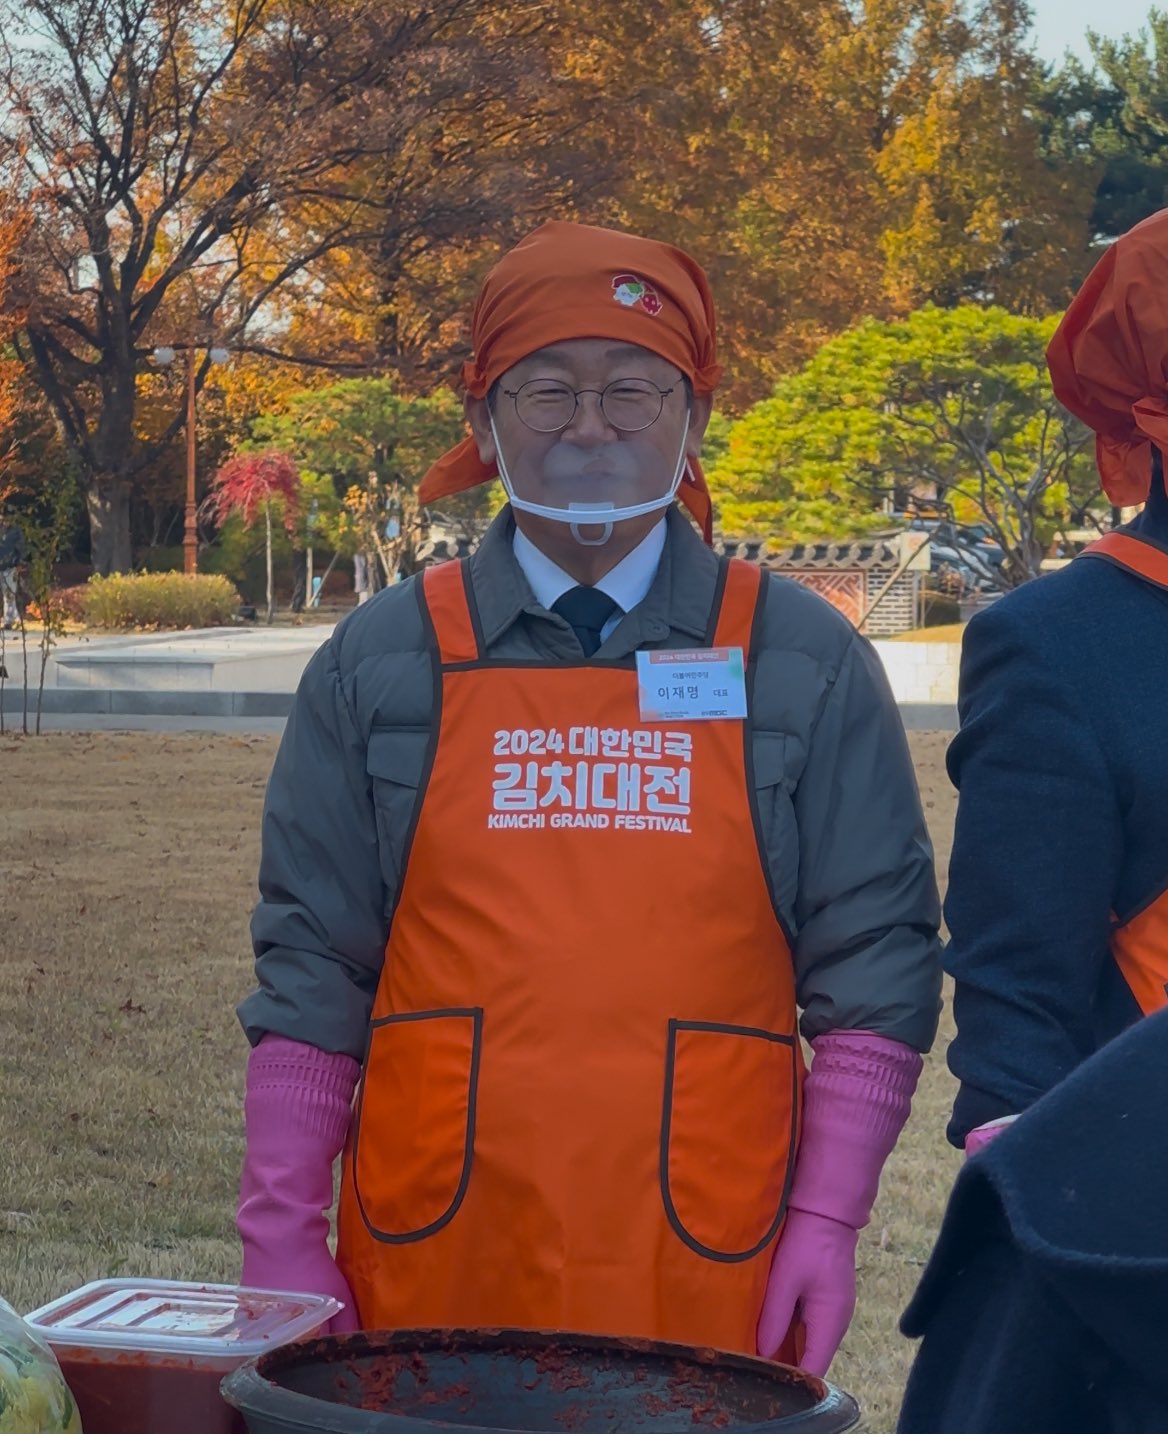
[84,572,239,629]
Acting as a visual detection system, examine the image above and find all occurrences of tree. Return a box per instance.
[0,0,589,575]
[555,0,1095,404]
[208,450,298,623]
[708,306,1097,584]
[0,200,28,480]
[1038,9,1168,245]
[559,0,886,401]
[869,0,1094,313]
[252,376,484,582]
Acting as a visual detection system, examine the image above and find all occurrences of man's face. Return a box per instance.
[466,338,711,546]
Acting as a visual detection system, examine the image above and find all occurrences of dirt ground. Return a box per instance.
[0,730,957,1433]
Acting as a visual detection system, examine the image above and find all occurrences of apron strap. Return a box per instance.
[1079,531,1168,592]
[1081,533,1168,1014]
[423,560,480,664]
[712,558,764,651]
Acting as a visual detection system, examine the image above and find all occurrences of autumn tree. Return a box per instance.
[872,0,1095,313]
[532,0,1095,405]
[709,306,1097,584]
[0,0,601,575]
[209,450,298,623]
[545,0,886,402]
[252,376,479,583]
[0,201,28,483]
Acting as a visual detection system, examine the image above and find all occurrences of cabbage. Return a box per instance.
[0,1299,81,1434]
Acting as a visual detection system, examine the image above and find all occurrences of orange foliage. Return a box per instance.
[0,202,29,489]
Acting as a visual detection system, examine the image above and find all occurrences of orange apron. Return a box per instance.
[1081,532,1168,1014]
[336,557,803,1356]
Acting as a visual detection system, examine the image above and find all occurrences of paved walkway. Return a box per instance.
[0,623,959,732]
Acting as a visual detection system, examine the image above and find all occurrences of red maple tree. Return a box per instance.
[210,451,299,624]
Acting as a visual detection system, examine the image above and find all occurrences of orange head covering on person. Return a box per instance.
[1048,208,1168,505]
[418,220,724,541]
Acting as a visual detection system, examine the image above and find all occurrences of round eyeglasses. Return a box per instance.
[500,378,676,434]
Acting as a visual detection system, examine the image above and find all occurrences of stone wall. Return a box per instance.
[871,640,960,705]
[861,574,919,638]
[771,568,921,637]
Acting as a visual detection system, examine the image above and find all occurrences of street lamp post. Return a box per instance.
[183,350,197,574]
[152,343,230,574]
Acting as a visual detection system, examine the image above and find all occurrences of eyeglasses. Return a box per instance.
[500,378,676,434]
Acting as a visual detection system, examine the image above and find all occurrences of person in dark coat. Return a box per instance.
[944,207,1168,1153]
[898,1004,1168,1434]
[0,518,27,629]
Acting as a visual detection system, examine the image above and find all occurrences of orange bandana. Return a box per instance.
[1048,208,1168,505]
[418,221,723,541]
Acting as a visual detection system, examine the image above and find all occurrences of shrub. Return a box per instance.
[84,572,239,629]
[201,511,296,603]
[32,585,88,623]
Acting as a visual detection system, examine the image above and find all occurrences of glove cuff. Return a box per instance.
[244,1034,360,1158]
[238,1036,360,1259]
[789,1030,922,1230]
[964,1113,1018,1157]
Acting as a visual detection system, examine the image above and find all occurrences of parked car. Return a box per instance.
[903,518,1004,587]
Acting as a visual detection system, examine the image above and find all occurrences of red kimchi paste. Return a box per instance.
[55,1348,246,1434]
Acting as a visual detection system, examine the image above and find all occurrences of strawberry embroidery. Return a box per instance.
[612,273,663,316]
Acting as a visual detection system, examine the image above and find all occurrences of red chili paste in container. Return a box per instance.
[25,1278,341,1434]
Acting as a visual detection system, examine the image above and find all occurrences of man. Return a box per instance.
[944,208,1168,1155]
[237,221,941,1374]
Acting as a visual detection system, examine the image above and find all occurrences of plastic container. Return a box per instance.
[221,1327,862,1434]
[25,1278,342,1434]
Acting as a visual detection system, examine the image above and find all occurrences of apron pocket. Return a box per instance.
[353,1007,482,1244]
[661,1019,798,1262]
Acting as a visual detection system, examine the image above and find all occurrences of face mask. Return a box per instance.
[488,405,693,548]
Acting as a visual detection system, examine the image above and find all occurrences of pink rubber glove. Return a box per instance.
[963,1114,1018,1157]
[757,1030,923,1375]
[238,1034,361,1334]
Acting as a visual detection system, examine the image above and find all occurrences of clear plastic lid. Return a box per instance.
[25,1279,341,1363]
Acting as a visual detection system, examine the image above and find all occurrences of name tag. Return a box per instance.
[635,647,748,722]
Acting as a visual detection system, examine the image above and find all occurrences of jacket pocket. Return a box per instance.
[661,1020,798,1262]
[366,728,429,892]
[750,730,799,919]
[353,1007,482,1244]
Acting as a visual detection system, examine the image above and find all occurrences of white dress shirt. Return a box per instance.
[513,520,667,641]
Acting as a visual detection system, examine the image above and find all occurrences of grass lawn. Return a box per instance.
[0,730,960,1433]
[885,623,966,643]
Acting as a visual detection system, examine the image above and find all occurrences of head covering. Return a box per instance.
[1047,208,1168,505]
[418,220,723,540]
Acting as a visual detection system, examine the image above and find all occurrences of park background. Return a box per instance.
[2,3,1166,1430]
[3,0,1168,624]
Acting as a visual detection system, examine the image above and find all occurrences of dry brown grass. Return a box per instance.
[0,730,959,1433]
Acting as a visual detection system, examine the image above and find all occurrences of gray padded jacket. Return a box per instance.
[239,507,941,1057]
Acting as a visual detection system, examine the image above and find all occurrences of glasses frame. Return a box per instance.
[500,377,677,434]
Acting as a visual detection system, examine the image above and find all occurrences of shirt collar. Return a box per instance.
[511,518,667,615]
[467,505,718,650]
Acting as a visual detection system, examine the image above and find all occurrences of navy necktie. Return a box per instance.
[551,586,621,657]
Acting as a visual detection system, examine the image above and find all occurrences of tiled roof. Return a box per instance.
[719,538,901,570]
[417,535,476,564]
[418,530,902,571]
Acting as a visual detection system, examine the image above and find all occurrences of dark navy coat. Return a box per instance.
[944,474,1168,1145]
[899,1006,1168,1434]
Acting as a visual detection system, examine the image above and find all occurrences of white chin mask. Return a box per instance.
[488,409,692,548]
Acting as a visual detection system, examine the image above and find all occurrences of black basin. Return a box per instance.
[221,1328,861,1434]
